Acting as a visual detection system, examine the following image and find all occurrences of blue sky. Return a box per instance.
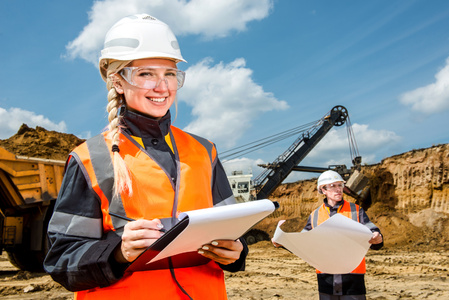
[1,0,449,182]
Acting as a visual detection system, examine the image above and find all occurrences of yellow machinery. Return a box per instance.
[0,146,65,271]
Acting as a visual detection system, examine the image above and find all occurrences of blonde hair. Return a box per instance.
[105,60,133,197]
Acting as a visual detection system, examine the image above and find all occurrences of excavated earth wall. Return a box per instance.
[378,145,449,214]
[260,143,449,249]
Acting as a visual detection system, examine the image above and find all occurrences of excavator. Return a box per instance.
[222,105,370,244]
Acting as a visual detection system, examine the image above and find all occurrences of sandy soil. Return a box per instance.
[1,242,448,300]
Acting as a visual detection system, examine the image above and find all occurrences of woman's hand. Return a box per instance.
[114,219,164,263]
[369,231,383,244]
[198,239,243,265]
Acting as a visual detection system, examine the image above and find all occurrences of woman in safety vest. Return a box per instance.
[273,170,383,300]
[44,14,248,300]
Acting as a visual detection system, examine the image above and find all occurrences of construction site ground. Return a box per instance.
[1,242,448,299]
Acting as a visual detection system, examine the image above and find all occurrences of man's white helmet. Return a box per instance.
[317,170,345,194]
[99,14,186,81]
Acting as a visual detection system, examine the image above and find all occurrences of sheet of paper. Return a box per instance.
[147,199,277,264]
[272,213,373,274]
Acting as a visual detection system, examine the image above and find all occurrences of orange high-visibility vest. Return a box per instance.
[72,127,228,300]
[310,200,366,274]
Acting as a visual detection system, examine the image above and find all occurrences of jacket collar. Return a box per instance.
[324,198,344,209]
[120,108,171,138]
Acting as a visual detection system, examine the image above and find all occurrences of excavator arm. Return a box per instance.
[254,105,349,199]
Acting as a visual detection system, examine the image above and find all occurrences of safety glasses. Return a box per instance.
[118,66,185,90]
[323,183,345,191]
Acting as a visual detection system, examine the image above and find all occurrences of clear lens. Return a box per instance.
[119,67,185,90]
[324,183,344,191]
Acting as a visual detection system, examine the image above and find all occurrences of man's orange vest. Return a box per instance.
[310,200,366,274]
[72,127,228,299]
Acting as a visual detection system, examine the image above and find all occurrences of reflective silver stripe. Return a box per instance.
[349,202,358,221]
[86,135,114,202]
[211,154,217,189]
[69,152,91,188]
[169,129,181,222]
[190,135,217,190]
[364,221,377,230]
[213,195,237,207]
[312,207,320,228]
[86,134,128,230]
[186,132,215,165]
[109,195,129,230]
[333,274,343,295]
[48,211,102,239]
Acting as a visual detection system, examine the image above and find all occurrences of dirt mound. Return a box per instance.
[0,124,84,161]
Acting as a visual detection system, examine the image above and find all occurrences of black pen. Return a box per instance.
[109,212,166,232]
[109,212,135,221]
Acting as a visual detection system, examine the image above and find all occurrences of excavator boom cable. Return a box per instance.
[220,120,319,162]
[345,116,360,165]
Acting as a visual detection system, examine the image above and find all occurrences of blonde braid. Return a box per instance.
[105,60,133,197]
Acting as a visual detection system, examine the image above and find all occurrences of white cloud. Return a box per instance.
[179,58,289,147]
[176,0,272,38]
[66,0,273,64]
[399,57,449,115]
[0,107,67,139]
[77,131,92,140]
[222,157,265,176]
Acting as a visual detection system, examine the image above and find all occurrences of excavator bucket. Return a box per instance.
[345,169,369,196]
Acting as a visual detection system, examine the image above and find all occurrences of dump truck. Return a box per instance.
[0,146,65,271]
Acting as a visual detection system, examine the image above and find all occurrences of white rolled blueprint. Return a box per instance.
[272,213,373,274]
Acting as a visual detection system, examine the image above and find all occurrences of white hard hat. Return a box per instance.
[99,14,186,81]
[317,170,345,194]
